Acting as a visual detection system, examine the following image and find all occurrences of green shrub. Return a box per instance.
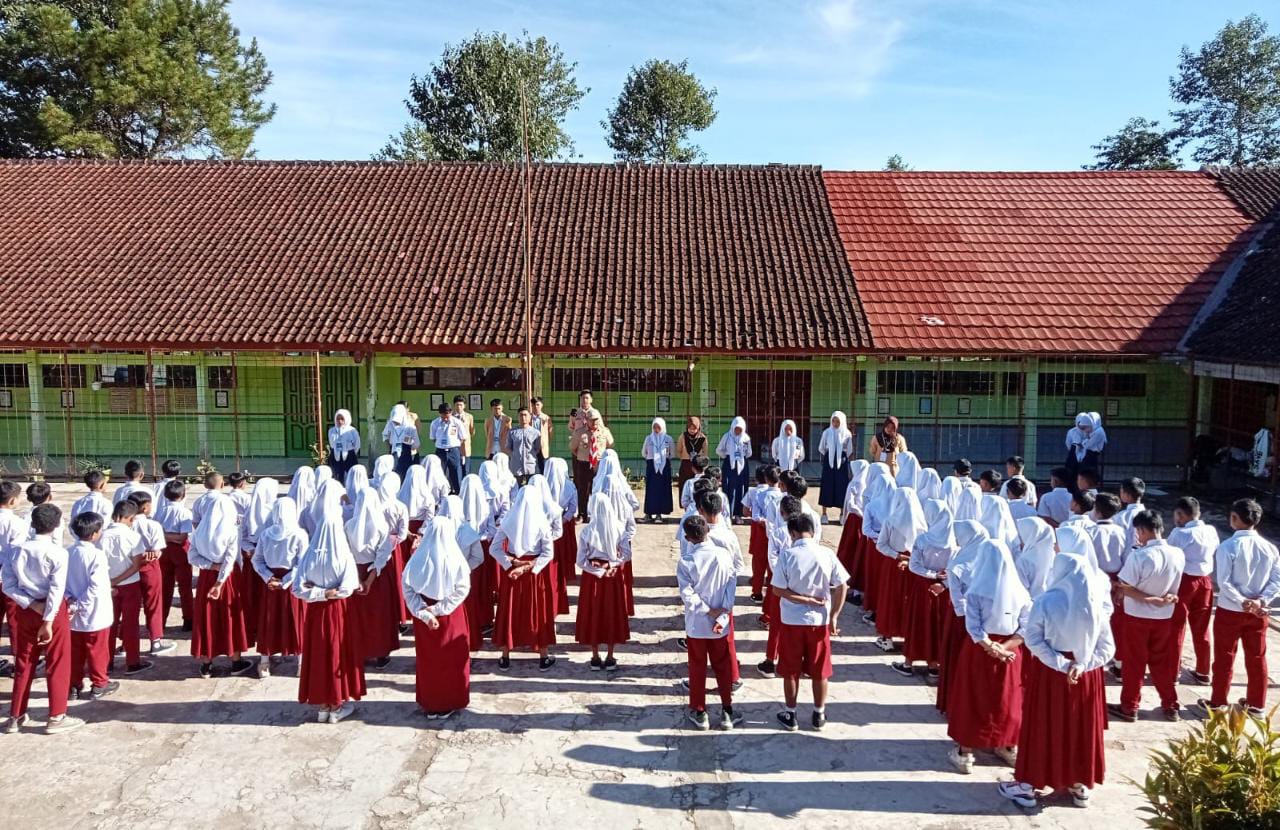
[1141,706,1280,829]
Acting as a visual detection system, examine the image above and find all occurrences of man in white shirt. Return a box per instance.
[430,404,467,494]
[100,500,152,676]
[128,491,176,656]
[0,480,28,677]
[998,455,1038,506]
[1035,467,1073,528]
[1110,511,1184,722]
[677,516,741,731]
[770,512,849,732]
[65,512,118,701]
[1115,478,1146,552]
[1005,479,1037,521]
[1168,496,1219,684]
[111,459,149,506]
[1089,493,1129,677]
[71,470,112,526]
[1200,499,1280,716]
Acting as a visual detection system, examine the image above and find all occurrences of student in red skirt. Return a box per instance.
[188,493,253,678]
[544,458,579,615]
[856,464,896,627]
[375,473,412,630]
[291,494,364,723]
[835,459,870,600]
[457,474,496,650]
[251,497,309,677]
[594,468,638,617]
[576,492,631,670]
[490,485,558,671]
[743,465,775,603]
[874,486,927,654]
[345,487,400,669]
[403,517,472,719]
[239,477,279,653]
[153,479,195,632]
[948,538,1032,774]
[999,553,1114,809]
[756,493,804,678]
[893,498,956,681]
[937,520,990,715]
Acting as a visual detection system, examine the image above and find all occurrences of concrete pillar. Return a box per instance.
[25,350,43,461]
[1022,357,1040,475]
[195,355,210,459]
[365,354,379,464]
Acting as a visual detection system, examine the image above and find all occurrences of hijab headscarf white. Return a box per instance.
[917,498,957,554]
[370,454,395,489]
[860,463,897,537]
[978,494,1019,547]
[843,458,872,517]
[916,468,943,502]
[946,520,991,610]
[718,416,751,473]
[966,539,1032,634]
[345,487,388,562]
[421,454,451,501]
[774,419,805,470]
[1034,552,1111,661]
[293,490,355,596]
[543,457,578,518]
[397,465,433,521]
[1066,412,1108,460]
[307,478,346,539]
[500,483,552,557]
[478,460,504,502]
[375,470,400,506]
[403,517,470,604]
[595,469,638,527]
[288,466,316,515]
[580,491,623,560]
[644,418,673,474]
[1054,523,1101,572]
[895,450,923,490]
[592,451,639,510]
[192,493,239,562]
[329,409,357,452]
[244,477,279,546]
[1015,516,1057,598]
[344,465,369,498]
[256,497,307,570]
[527,474,562,529]
[953,482,982,522]
[458,474,492,549]
[877,486,927,556]
[819,411,851,469]
[315,465,333,485]
[438,494,464,529]
[491,451,517,492]
[940,475,964,513]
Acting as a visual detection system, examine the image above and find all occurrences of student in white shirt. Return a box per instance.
[1199,499,1280,716]
[770,512,849,732]
[190,471,224,530]
[111,459,148,506]
[23,481,64,545]
[0,480,26,678]
[430,404,467,494]
[489,486,558,672]
[101,500,154,676]
[346,487,398,669]
[1115,477,1146,552]
[253,497,309,674]
[154,479,195,632]
[387,403,422,481]
[716,416,753,522]
[1005,478,1037,522]
[576,492,632,670]
[71,470,112,526]
[774,419,806,473]
[65,512,117,701]
[1167,496,1218,684]
[403,517,472,718]
[743,465,775,602]
[999,455,1038,507]
[152,459,182,500]
[1111,511,1184,721]
[1088,494,1127,576]
[1035,467,1073,528]
[327,408,361,484]
[677,516,741,731]
[128,490,176,656]
[188,493,254,679]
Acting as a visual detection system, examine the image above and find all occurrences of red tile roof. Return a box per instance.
[0,160,869,354]
[822,171,1256,354]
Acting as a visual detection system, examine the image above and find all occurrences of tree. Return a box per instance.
[604,59,716,163]
[883,154,911,171]
[0,0,275,159]
[1085,117,1179,170]
[1170,14,1280,166]
[377,30,586,162]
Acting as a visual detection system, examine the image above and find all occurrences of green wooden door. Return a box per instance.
[282,366,361,458]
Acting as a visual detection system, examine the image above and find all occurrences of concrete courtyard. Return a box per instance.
[0,482,1275,829]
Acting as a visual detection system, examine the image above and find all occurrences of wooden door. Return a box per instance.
[282,366,361,458]
[735,369,812,462]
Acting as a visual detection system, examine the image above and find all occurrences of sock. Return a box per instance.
[784,706,796,715]
[814,707,825,715]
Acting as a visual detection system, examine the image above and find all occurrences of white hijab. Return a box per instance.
[946,520,990,597]
[593,451,638,510]
[1015,516,1057,597]
[375,471,401,512]
[877,486,927,556]
[775,419,804,468]
[501,484,552,557]
[344,465,369,497]
[895,450,922,489]
[458,474,492,549]
[527,474,561,528]
[1066,412,1108,459]
[1054,523,1101,572]
[543,457,577,516]
[953,482,982,522]
[307,478,345,541]
[821,412,851,468]
[331,409,356,441]
[438,494,464,529]
[916,468,942,502]
[1035,552,1109,659]
[315,465,333,485]
[918,498,956,553]
[388,403,407,427]
[966,539,1032,633]
[860,464,897,537]
[491,452,517,491]
[421,454,451,498]
[645,418,672,474]
[580,491,623,560]
[978,494,1019,547]
[370,454,395,488]
[843,458,871,516]
[256,497,306,569]
[403,517,470,603]
[478,460,504,501]
[244,477,279,544]
[345,487,388,560]
[192,493,239,560]
[288,466,316,514]
[721,416,751,472]
[397,465,433,520]
[596,470,637,526]
[294,492,354,592]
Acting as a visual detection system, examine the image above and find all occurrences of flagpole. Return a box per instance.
[519,84,534,408]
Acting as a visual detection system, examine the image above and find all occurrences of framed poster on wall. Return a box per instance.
[657,395,671,413]
[430,393,445,410]
[469,393,482,411]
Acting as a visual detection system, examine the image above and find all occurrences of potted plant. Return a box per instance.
[20,454,45,482]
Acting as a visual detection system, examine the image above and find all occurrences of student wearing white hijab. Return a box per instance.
[490,451,518,499]
[895,498,957,679]
[873,486,927,652]
[835,459,871,583]
[387,403,421,480]
[289,466,317,533]
[1014,517,1057,599]
[420,455,452,508]
[978,494,1019,548]
[856,464,897,616]
[187,494,253,678]
[642,417,676,522]
[397,465,436,531]
[937,520,989,716]
[376,472,412,628]
[314,465,333,486]
[252,497,309,673]
[576,492,632,670]
[343,464,369,501]
[544,457,580,608]
[308,478,346,541]
[292,493,363,723]
[917,468,943,503]
[999,553,1114,810]
[947,538,1031,775]
[457,474,497,650]
[774,419,806,474]
[716,416,753,522]
[1064,411,1108,484]
[489,486,557,670]
[240,477,279,648]
[345,488,398,668]
[894,451,924,491]
[817,412,852,521]
[595,471,640,616]
[526,473,569,615]
[327,409,361,483]
[370,454,395,491]
[592,450,639,511]
[403,517,472,718]
[478,459,512,522]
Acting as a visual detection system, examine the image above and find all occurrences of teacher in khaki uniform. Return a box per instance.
[484,399,512,460]
[452,395,475,474]
[569,409,614,521]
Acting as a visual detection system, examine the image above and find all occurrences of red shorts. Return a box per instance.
[776,621,833,680]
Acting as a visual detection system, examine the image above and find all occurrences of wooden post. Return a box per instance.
[145,348,160,478]
[314,351,325,464]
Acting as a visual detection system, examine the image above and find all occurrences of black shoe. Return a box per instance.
[890,661,915,677]
[497,655,511,671]
[229,659,256,676]
[719,707,743,730]
[0,658,13,677]
[849,592,863,607]
[757,660,777,679]
[1238,698,1266,718]
[198,662,213,678]
[676,638,688,651]
[731,680,743,692]
[1107,703,1137,722]
[399,623,412,636]
[481,624,495,637]
[750,593,763,603]
[1189,670,1211,685]
[776,710,798,732]
[125,660,154,675]
[69,685,84,701]
[539,655,556,672]
[812,710,826,730]
[372,656,392,669]
[589,655,603,671]
[90,681,120,700]
[180,620,193,633]
[1163,706,1181,722]
[1108,664,1123,681]
[687,709,709,731]
[149,640,176,656]
[604,657,618,672]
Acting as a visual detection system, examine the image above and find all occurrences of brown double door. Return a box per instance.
[734,370,811,461]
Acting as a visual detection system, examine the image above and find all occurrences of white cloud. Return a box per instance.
[817,0,860,37]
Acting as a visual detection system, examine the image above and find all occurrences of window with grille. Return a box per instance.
[208,366,237,389]
[552,368,688,392]
[1038,373,1144,397]
[42,364,88,388]
[0,364,28,388]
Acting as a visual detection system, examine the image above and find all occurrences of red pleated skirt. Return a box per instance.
[351,563,402,661]
[192,567,249,661]
[1015,653,1107,790]
[466,559,494,652]
[622,560,635,616]
[413,606,471,712]
[875,554,910,639]
[947,632,1024,749]
[575,570,631,645]
[861,536,882,612]
[391,537,413,623]
[257,568,305,657]
[238,554,262,648]
[554,517,578,592]
[298,597,366,707]
[936,610,965,714]
[836,514,864,589]
[901,572,946,665]
[493,556,557,650]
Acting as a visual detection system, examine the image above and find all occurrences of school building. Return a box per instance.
[0,160,1276,503]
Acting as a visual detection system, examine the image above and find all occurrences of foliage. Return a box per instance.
[883,153,911,171]
[309,442,327,468]
[1086,117,1180,170]
[1140,705,1280,829]
[604,59,716,163]
[1170,14,1280,166]
[377,30,585,162]
[75,458,113,478]
[0,0,275,159]
[20,454,44,479]
[187,457,217,484]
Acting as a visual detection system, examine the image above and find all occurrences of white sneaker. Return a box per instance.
[948,747,974,774]
[998,781,1036,808]
[1069,783,1091,807]
[874,637,896,653]
[44,715,85,735]
[329,701,355,723]
[1,714,29,734]
[316,709,330,723]
[995,746,1018,766]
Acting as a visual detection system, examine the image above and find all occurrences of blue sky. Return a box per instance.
[230,0,1269,169]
